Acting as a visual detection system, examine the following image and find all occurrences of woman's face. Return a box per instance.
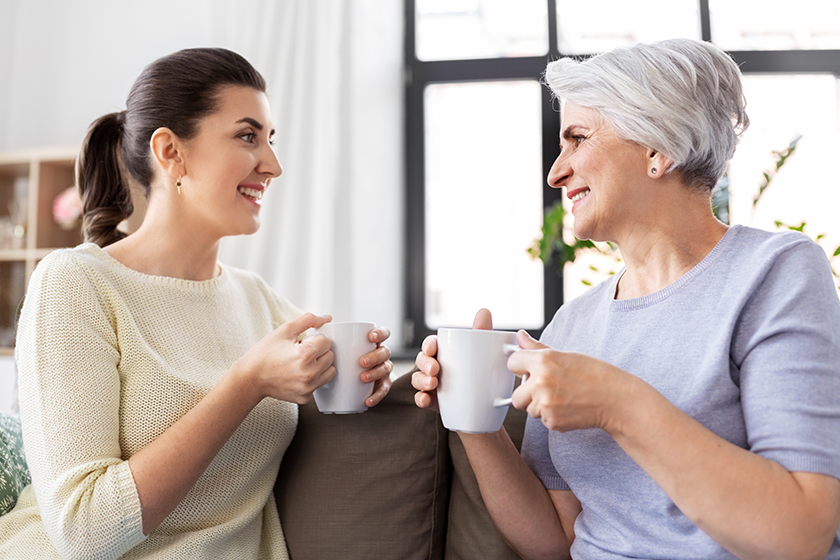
[547,101,650,243]
[180,85,282,239]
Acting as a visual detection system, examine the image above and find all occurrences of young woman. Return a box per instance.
[0,48,393,559]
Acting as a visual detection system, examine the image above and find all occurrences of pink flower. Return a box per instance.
[53,186,83,230]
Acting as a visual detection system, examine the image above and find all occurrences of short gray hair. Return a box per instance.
[544,39,749,191]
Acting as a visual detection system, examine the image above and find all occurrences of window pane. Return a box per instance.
[424,81,544,329]
[556,0,701,55]
[710,0,840,50]
[416,0,548,61]
[728,74,840,290]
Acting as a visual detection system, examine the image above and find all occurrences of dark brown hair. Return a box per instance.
[76,48,267,246]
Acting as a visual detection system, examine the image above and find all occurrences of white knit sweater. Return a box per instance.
[0,244,301,559]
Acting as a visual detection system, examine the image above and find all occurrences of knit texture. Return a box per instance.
[0,243,301,559]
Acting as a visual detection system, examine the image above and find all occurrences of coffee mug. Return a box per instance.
[311,322,377,414]
[435,328,520,433]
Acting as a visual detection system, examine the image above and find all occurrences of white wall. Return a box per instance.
[0,0,216,150]
[0,0,406,411]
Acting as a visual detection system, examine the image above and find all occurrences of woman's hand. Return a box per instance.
[234,312,337,405]
[413,308,494,410]
[508,329,634,434]
[361,326,393,407]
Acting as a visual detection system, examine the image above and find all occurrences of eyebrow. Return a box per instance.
[561,125,587,140]
[237,117,275,136]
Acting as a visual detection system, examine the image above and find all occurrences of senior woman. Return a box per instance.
[413,38,840,560]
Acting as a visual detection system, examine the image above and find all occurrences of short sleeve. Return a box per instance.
[734,239,840,477]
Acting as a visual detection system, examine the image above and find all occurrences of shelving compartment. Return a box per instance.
[36,159,83,250]
[0,161,30,253]
[0,260,25,352]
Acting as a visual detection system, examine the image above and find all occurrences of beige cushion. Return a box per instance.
[275,373,451,560]
[444,379,528,560]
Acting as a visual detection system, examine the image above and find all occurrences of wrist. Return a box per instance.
[601,372,660,441]
[227,358,264,407]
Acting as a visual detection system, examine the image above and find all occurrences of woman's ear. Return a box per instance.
[646,148,673,179]
[149,127,186,182]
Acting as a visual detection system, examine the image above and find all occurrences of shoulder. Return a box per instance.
[722,225,834,290]
[724,225,822,266]
[28,244,115,295]
[541,274,616,346]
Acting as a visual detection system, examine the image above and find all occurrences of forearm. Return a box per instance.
[458,429,573,560]
[128,363,262,534]
[611,379,840,560]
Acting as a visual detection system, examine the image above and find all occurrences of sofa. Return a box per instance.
[275,370,527,559]
[1,371,527,559]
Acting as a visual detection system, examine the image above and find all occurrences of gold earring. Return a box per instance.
[176,176,182,195]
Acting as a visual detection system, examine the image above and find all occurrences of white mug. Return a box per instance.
[435,328,520,433]
[312,322,377,414]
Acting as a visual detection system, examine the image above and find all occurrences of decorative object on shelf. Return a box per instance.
[0,217,15,251]
[52,186,83,231]
[6,197,26,251]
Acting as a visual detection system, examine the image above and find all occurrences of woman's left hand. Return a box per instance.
[508,330,636,434]
[360,326,393,407]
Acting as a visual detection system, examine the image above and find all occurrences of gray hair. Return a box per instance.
[544,39,749,191]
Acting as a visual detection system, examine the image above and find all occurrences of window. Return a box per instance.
[404,0,840,348]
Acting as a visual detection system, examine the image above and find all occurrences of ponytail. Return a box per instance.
[76,111,134,247]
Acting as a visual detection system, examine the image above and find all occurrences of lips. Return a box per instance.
[568,187,590,205]
[570,189,590,204]
[237,184,265,203]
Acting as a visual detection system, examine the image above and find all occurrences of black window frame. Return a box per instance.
[403,0,840,349]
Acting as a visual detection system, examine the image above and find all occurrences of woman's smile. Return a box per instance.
[237,183,265,205]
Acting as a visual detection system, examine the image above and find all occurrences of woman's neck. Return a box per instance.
[612,190,727,300]
[103,200,222,281]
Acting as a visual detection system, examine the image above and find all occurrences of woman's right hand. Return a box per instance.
[235,312,336,404]
[412,333,441,410]
[412,308,494,410]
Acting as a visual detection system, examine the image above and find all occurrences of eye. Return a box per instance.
[268,137,276,146]
[572,135,587,145]
[239,132,256,143]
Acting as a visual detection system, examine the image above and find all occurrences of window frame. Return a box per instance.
[403,0,840,349]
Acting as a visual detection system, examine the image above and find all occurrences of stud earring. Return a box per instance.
[176,176,182,195]
[651,168,658,175]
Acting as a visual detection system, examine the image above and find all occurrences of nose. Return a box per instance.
[259,143,283,179]
[547,149,572,189]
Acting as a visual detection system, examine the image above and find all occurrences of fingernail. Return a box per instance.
[424,377,432,388]
[363,373,371,382]
[362,357,370,367]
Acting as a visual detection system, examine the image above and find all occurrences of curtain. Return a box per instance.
[212,0,405,347]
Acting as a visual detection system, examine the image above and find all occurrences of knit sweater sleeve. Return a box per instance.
[15,251,145,560]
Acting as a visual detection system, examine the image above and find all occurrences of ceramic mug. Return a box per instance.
[311,322,377,414]
[435,328,520,433]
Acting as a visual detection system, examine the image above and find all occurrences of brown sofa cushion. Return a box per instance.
[444,380,528,560]
[275,373,451,560]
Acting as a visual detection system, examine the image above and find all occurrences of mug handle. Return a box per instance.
[493,344,526,408]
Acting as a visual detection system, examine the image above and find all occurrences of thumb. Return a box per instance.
[472,308,493,331]
[284,312,332,341]
[516,329,549,350]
